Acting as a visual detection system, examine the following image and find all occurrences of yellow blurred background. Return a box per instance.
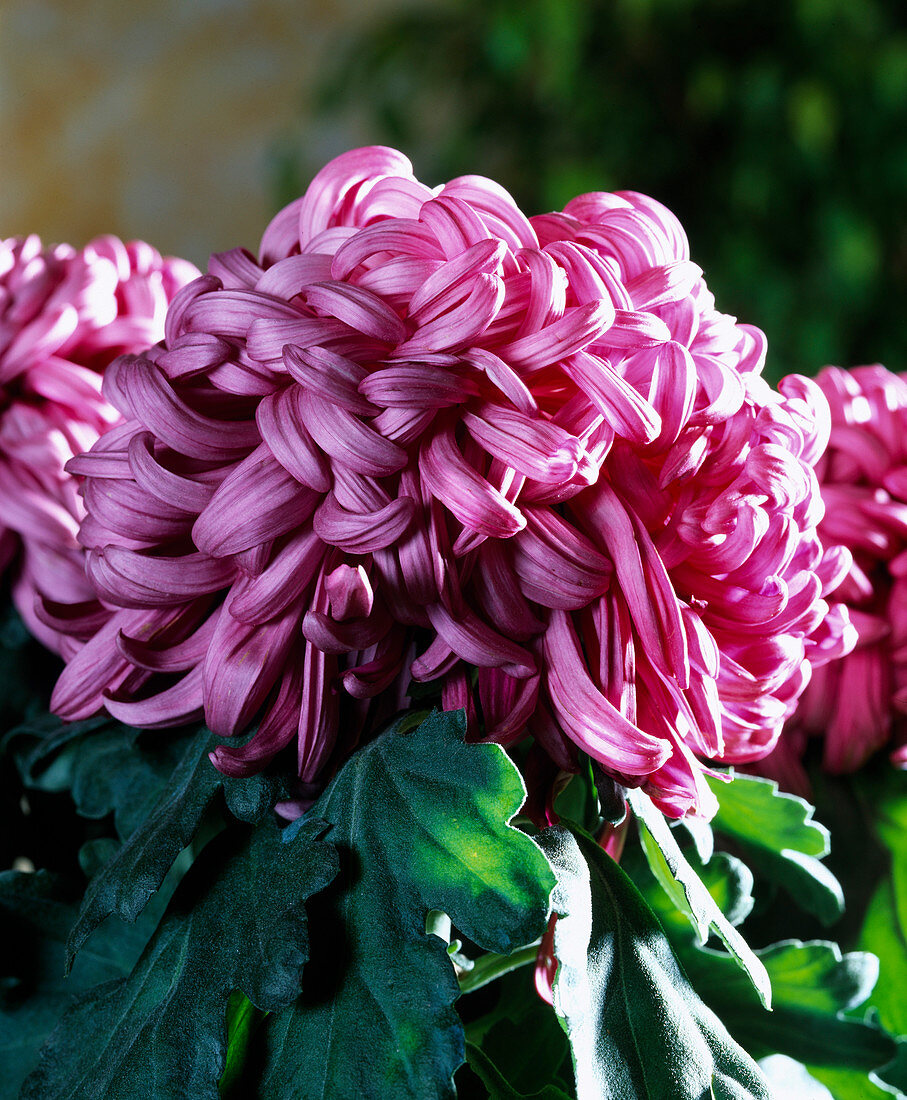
[0,0,421,267]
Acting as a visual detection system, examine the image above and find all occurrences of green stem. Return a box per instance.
[457,941,541,994]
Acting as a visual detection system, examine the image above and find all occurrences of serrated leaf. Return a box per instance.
[539,825,772,1100]
[464,1042,573,1100]
[627,787,771,1007]
[11,715,192,840]
[683,939,895,1075]
[258,709,555,1100]
[65,726,222,971]
[706,770,844,924]
[21,818,338,1100]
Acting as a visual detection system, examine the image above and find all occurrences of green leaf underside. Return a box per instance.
[65,725,222,971]
[259,709,555,1100]
[464,1042,573,1099]
[706,771,844,924]
[539,825,771,1100]
[20,819,338,1100]
[627,787,772,1008]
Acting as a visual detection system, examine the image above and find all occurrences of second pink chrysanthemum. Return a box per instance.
[0,234,198,653]
[762,364,907,791]
[51,147,849,818]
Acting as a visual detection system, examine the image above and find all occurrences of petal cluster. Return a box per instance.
[763,364,907,790]
[52,147,841,818]
[0,235,198,651]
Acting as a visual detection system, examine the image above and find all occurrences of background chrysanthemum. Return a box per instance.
[0,234,198,653]
[760,363,907,794]
[51,147,847,819]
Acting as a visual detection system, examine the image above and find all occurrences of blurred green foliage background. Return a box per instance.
[279,0,907,382]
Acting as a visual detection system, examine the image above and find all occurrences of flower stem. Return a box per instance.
[457,941,541,994]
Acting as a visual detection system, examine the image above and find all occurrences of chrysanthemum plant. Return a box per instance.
[2,150,906,1099]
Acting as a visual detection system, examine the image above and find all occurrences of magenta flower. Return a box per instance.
[51,147,844,819]
[0,234,198,653]
[760,364,907,791]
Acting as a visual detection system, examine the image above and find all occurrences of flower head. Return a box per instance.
[761,364,907,791]
[51,147,843,818]
[0,234,198,652]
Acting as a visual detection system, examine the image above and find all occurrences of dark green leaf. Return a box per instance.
[21,818,338,1100]
[259,709,555,1100]
[223,772,287,824]
[463,967,572,1095]
[875,1040,907,1096]
[464,1042,573,1100]
[539,825,771,1100]
[706,771,844,924]
[627,787,770,1007]
[0,867,173,1098]
[65,726,222,971]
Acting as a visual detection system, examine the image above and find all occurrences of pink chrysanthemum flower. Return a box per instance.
[0,234,198,653]
[51,147,845,818]
[761,364,907,792]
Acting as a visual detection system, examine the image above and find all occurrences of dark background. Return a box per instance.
[278,0,907,383]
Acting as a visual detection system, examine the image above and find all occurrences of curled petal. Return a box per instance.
[313,493,415,555]
[463,403,586,483]
[211,644,306,776]
[87,547,234,608]
[544,609,672,776]
[203,600,304,737]
[562,351,660,443]
[512,507,612,610]
[193,444,319,557]
[104,666,204,729]
[301,391,408,477]
[304,281,407,344]
[283,345,374,416]
[426,600,536,678]
[127,431,219,513]
[360,364,480,409]
[255,386,331,491]
[104,355,260,460]
[227,527,325,623]
[498,300,614,369]
[420,424,526,538]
